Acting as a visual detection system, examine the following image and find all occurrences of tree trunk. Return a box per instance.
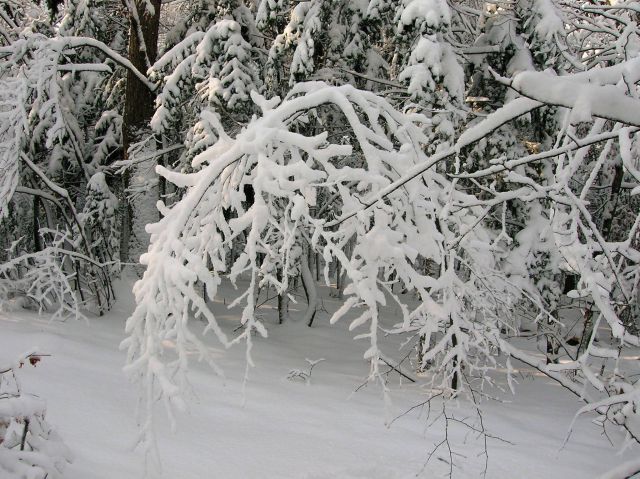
[32,196,42,252]
[450,315,458,392]
[417,334,425,373]
[119,0,162,263]
[277,267,288,324]
[544,315,558,365]
[301,244,318,327]
[577,306,594,357]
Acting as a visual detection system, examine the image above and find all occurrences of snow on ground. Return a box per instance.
[0,278,637,478]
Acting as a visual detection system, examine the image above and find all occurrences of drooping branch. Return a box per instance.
[328,97,543,227]
[55,36,156,91]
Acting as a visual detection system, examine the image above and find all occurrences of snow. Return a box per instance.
[528,0,565,43]
[0,277,637,478]
[398,0,451,31]
[510,70,640,127]
[399,35,464,105]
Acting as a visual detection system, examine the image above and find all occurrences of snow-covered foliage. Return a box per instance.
[0,232,86,320]
[123,71,640,456]
[0,352,72,479]
[2,0,640,475]
[393,0,465,154]
[80,172,120,277]
[0,19,130,315]
[516,0,568,69]
[151,19,261,133]
[0,73,25,221]
[123,83,515,448]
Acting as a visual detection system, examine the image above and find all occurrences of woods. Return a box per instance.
[1,0,639,477]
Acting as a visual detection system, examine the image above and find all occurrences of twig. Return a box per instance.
[379,356,416,383]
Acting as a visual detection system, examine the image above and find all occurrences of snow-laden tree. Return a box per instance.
[0,32,115,314]
[126,77,640,465]
[264,0,389,92]
[515,0,570,70]
[123,81,544,454]
[0,5,149,315]
[151,18,261,136]
[394,0,465,153]
[80,172,120,279]
[266,1,326,88]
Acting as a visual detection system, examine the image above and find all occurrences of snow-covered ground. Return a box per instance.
[0,279,637,478]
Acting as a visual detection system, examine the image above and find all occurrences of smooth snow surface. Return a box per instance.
[0,278,636,478]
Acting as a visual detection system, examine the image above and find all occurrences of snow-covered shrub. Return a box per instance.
[287,358,325,384]
[80,172,120,278]
[0,232,85,320]
[0,352,72,479]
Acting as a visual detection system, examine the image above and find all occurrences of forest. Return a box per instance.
[0,0,639,477]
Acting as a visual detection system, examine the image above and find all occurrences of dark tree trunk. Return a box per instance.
[276,267,288,324]
[119,0,162,263]
[450,315,458,391]
[300,246,318,327]
[32,196,42,252]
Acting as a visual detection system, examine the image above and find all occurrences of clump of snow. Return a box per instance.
[398,0,451,32]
